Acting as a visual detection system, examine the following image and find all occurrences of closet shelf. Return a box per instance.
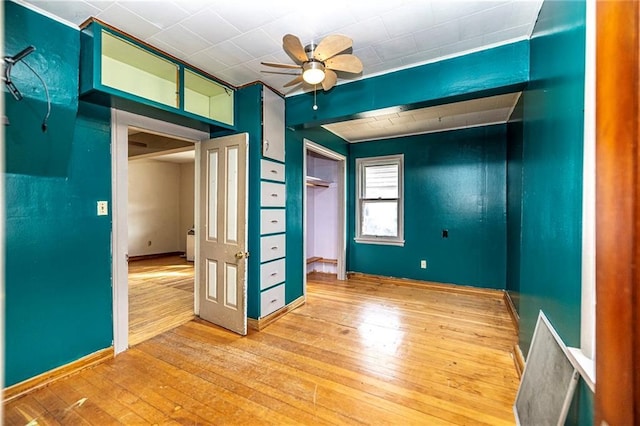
[306,257,338,265]
[306,176,331,188]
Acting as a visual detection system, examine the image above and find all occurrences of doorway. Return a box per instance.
[303,139,347,292]
[126,129,197,346]
[111,110,209,354]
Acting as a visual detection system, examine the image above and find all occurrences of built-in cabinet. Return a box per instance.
[262,87,285,161]
[79,19,235,132]
[259,87,286,318]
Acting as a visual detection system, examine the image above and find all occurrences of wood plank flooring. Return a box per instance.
[128,256,195,347]
[5,274,520,425]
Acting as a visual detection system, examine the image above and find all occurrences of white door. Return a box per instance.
[198,133,248,335]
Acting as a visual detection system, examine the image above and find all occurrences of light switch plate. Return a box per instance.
[97,201,108,216]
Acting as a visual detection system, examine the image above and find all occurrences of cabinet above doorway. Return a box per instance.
[79,19,235,133]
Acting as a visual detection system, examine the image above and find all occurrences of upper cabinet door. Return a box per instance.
[262,87,285,162]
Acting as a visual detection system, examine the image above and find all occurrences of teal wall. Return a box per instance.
[287,41,529,128]
[519,0,592,423]
[520,0,585,357]
[506,95,524,312]
[285,126,349,303]
[234,84,263,319]
[348,126,507,289]
[4,2,113,386]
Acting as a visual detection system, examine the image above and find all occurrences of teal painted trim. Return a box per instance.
[506,95,524,314]
[234,83,263,319]
[348,125,507,289]
[284,128,304,306]
[79,27,94,95]
[285,40,529,128]
[178,65,185,110]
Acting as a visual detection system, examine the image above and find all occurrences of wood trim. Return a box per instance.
[595,1,640,424]
[504,291,524,380]
[307,271,338,280]
[3,347,114,403]
[512,344,526,379]
[346,272,504,299]
[503,291,519,334]
[128,252,184,262]
[248,296,305,331]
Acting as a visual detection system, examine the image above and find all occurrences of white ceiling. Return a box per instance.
[324,92,521,142]
[18,0,543,94]
[17,0,540,142]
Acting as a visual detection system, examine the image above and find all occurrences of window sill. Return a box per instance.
[354,237,405,247]
[567,347,595,392]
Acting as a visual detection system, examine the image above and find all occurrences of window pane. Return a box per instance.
[364,164,398,199]
[362,201,398,237]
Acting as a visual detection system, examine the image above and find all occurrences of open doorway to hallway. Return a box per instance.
[126,128,196,346]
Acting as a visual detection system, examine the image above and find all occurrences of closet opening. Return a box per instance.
[303,139,347,291]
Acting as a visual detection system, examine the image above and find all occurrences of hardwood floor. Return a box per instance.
[5,274,520,425]
[128,256,195,347]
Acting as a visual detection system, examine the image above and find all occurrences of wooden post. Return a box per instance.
[595,1,639,424]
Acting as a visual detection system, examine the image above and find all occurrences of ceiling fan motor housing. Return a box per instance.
[302,60,326,85]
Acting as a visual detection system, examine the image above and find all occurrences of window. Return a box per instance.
[355,155,404,246]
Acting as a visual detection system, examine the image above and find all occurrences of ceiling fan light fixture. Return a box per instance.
[302,61,325,85]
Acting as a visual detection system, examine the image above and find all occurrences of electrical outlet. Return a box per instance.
[420,260,427,269]
[97,201,108,216]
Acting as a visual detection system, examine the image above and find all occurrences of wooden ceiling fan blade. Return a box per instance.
[283,34,308,64]
[322,69,337,91]
[284,75,304,88]
[325,54,363,74]
[314,34,352,62]
[261,61,301,69]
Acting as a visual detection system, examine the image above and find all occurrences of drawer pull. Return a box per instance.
[271,246,278,250]
[270,272,278,276]
[270,219,278,223]
[271,193,278,197]
[270,299,278,303]
[270,169,278,174]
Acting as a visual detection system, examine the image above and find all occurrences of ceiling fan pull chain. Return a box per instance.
[313,85,318,110]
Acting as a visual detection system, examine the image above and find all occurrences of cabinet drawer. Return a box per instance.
[261,209,286,235]
[261,159,285,182]
[261,284,285,317]
[260,258,286,290]
[260,234,286,262]
[261,182,286,207]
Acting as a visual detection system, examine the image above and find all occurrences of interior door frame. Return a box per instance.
[111,109,208,354]
[303,139,347,293]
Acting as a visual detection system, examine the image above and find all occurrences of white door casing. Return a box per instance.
[111,109,208,354]
[197,133,248,335]
[303,139,347,295]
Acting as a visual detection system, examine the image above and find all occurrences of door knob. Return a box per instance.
[235,251,249,259]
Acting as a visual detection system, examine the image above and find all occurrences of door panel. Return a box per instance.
[198,133,248,335]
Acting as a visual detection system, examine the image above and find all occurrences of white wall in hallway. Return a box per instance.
[128,159,181,256]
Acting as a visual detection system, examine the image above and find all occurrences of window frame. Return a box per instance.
[355,154,405,246]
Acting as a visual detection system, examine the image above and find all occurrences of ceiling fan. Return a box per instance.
[262,34,363,92]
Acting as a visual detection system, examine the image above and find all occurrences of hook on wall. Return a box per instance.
[3,45,51,132]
